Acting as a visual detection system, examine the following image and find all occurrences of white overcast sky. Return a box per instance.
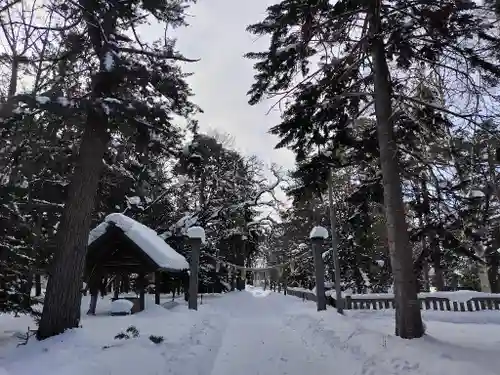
[160,0,295,171]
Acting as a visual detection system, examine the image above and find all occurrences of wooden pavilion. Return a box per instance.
[85,213,189,314]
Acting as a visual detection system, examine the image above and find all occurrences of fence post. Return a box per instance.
[345,296,352,309]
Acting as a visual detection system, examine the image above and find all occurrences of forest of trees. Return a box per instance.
[1,0,500,343]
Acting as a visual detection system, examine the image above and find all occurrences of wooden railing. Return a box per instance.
[286,288,500,312]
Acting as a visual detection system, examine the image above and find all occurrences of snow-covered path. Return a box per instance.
[151,287,352,375]
[207,290,346,375]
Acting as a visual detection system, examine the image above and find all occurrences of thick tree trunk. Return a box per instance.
[369,0,424,339]
[37,118,109,340]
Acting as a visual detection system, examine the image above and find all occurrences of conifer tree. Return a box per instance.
[246,0,500,338]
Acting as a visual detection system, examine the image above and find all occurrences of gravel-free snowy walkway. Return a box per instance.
[207,288,346,375]
[2,286,500,375]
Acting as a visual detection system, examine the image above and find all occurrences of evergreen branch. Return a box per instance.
[116,46,199,62]
[395,94,483,124]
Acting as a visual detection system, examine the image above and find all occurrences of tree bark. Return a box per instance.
[487,255,499,293]
[422,260,430,292]
[478,262,491,292]
[369,0,424,339]
[37,117,109,340]
[35,273,42,296]
[327,167,343,313]
[22,271,33,309]
[430,236,444,291]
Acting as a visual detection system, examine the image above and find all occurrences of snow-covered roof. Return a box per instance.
[88,213,189,271]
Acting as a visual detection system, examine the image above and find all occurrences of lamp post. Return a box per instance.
[187,226,205,311]
[310,226,328,311]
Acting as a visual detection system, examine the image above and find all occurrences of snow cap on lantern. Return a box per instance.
[309,226,329,240]
[186,226,206,244]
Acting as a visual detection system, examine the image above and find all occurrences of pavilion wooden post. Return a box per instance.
[311,228,327,312]
[123,274,130,293]
[155,271,161,305]
[138,272,146,311]
[113,275,120,299]
[87,272,101,315]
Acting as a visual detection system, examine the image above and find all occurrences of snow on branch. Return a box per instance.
[161,165,285,239]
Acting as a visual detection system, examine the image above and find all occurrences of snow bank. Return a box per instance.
[287,304,500,375]
[186,226,206,244]
[309,226,328,239]
[110,299,134,315]
[0,295,218,375]
[88,213,189,271]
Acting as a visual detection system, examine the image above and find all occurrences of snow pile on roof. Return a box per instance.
[110,299,134,315]
[186,226,206,244]
[88,213,189,271]
[309,226,329,239]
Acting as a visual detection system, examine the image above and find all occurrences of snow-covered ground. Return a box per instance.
[1,287,500,375]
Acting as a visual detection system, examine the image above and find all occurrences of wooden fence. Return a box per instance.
[286,288,500,312]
